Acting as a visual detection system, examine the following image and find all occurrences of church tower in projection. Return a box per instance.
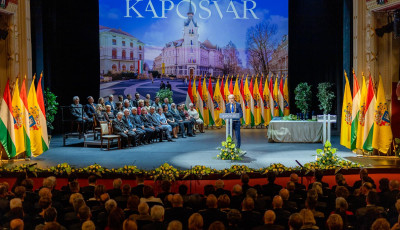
[153,1,223,77]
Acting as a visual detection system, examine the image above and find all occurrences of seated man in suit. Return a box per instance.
[152,97,162,111]
[105,95,116,112]
[112,112,136,148]
[84,96,96,120]
[130,107,152,144]
[123,99,132,112]
[70,96,92,132]
[140,107,159,143]
[121,109,141,147]
[178,104,196,135]
[225,94,243,148]
[171,103,193,137]
[148,106,173,142]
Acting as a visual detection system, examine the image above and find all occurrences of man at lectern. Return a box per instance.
[225,94,243,148]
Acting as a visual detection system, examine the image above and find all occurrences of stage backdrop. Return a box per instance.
[98,0,288,103]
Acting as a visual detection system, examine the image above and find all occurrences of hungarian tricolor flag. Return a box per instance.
[278,76,285,116]
[269,75,275,118]
[202,77,209,126]
[0,80,16,158]
[213,78,224,127]
[351,71,361,151]
[355,75,367,150]
[37,74,49,154]
[362,75,376,152]
[196,77,204,122]
[340,71,352,149]
[239,76,246,125]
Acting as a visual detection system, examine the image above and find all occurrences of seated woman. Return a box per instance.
[187,103,204,133]
[95,104,107,125]
[144,99,151,112]
[97,97,106,112]
[137,100,144,115]
[162,105,178,138]
[104,105,115,122]
[114,102,124,116]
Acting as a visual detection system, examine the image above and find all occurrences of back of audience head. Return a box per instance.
[44,207,58,223]
[78,206,92,221]
[299,209,316,225]
[371,218,390,230]
[167,220,182,230]
[246,188,257,200]
[287,181,295,191]
[279,188,289,200]
[123,219,137,230]
[204,184,215,196]
[241,174,249,184]
[290,173,299,183]
[242,197,254,211]
[314,170,324,181]
[179,184,188,196]
[208,221,225,230]
[21,179,34,191]
[108,207,125,230]
[312,182,323,196]
[335,197,348,212]
[289,213,303,230]
[232,184,242,195]
[390,180,400,191]
[138,202,149,215]
[172,194,183,207]
[143,185,155,198]
[151,205,165,221]
[227,209,241,226]
[206,194,218,208]
[122,184,131,195]
[188,213,203,230]
[39,197,52,210]
[44,222,61,230]
[367,191,378,205]
[69,192,83,206]
[327,214,343,230]
[264,210,276,224]
[113,178,122,189]
[217,194,230,209]
[10,218,24,230]
[39,187,52,199]
[267,171,276,183]
[335,186,350,199]
[379,178,389,191]
[69,181,80,193]
[94,184,106,199]
[127,195,140,210]
[10,198,22,210]
[73,197,85,213]
[82,220,96,230]
[215,179,224,189]
[272,195,283,209]
[105,199,117,213]
[161,180,171,192]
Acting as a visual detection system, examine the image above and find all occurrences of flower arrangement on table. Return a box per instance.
[304,141,361,170]
[148,163,180,181]
[82,163,108,176]
[222,165,253,177]
[183,165,217,179]
[260,163,299,174]
[217,136,242,161]
[113,165,141,175]
[49,163,74,175]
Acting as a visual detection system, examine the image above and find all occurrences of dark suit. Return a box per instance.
[171,109,192,136]
[131,184,145,198]
[81,185,95,201]
[112,118,136,147]
[215,188,231,199]
[141,114,158,141]
[240,210,263,230]
[164,110,178,128]
[148,112,169,141]
[70,103,92,132]
[84,103,96,118]
[253,224,285,230]
[225,102,243,148]
[199,208,227,229]
[356,205,386,230]
[164,207,193,229]
[262,183,282,198]
[130,114,149,143]
[105,101,116,111]
[142,221,166,230]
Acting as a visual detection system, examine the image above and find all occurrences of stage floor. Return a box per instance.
[5,128,390,170]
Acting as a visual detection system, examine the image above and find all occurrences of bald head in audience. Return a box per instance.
[10,219,24,230]
[272,195,283,209]
[264,210,276,224]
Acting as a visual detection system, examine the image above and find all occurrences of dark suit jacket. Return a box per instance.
[70,104,88,120]
[171,109,183,121]
[225,102,243,121]
[84,103,96,118]
[81,185,95,200]
[199,208,227,229]
[253,224,285,230]
[105,101,116,111]
[240,210,263,230]
[164,207,193,230]
[122,115,136,130]
[141,114,154,128]
[130,114,144,127]
[142,221,166,230]
[215,188,231,199]
[273,208,290,228]
[230,195,244,210]
[112,118,128,134]
[262,183,282,197]
[107,188,122,199]
[132,184,145,198]
[353,177,376,190]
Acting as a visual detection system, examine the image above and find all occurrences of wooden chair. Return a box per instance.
[99,121,121,150]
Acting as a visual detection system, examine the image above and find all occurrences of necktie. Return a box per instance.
[231,104,234,113]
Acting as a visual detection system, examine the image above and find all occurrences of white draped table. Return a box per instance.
[267,118,323,143]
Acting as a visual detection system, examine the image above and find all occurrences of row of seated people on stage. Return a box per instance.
[70,95,205,146]
[0,168,398,230]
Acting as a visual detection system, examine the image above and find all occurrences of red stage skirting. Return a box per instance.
[1,173,398,194]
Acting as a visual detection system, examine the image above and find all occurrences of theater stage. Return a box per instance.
[5,128,395,170]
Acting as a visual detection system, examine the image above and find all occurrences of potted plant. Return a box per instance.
[156,89,174,103]
[294,82,312,119]
[317,82,335,114]
[44,88,59,139]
